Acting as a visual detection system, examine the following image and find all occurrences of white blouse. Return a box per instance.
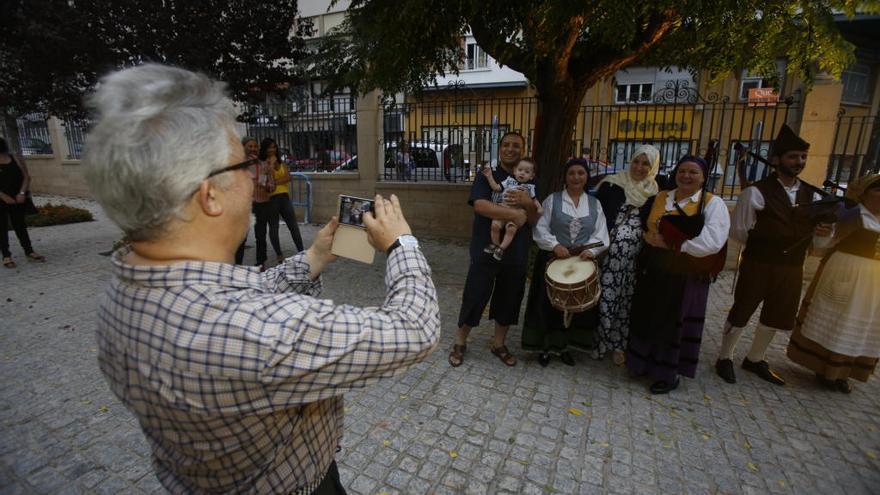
[534,190,609,257]
[662,189,731,257]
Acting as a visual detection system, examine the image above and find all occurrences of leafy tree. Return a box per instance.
[318,0,873,193]
[0,0,311,151]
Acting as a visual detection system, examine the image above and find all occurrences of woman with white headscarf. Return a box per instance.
[592,144,662,364]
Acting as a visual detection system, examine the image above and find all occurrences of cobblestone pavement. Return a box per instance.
[1,195,879,495]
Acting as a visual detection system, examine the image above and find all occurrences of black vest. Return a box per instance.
[743,175,820,265]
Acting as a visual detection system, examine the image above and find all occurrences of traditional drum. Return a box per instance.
[545,257,601,328]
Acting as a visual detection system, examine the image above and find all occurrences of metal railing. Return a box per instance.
[239,98,357,173]
[382,85,800,199]
[16,114,53,155]
[827,114,878,186]
[62,119,90,159]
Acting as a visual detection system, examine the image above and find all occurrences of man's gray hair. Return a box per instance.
[83,64,237,241]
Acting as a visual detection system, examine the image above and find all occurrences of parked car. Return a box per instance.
[384,141,468,181]
[291,150,353,171]
[20,137,52,155]
[333,155,358,172]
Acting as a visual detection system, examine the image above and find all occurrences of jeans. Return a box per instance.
[0,203,34,258]
[252,201,275,266]
[269,193,304,254]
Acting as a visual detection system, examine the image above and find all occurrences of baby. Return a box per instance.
[483,158,542,261]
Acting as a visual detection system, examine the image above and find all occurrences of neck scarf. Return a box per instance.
[599,144,660,207]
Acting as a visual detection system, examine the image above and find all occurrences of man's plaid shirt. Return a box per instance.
[96,246,439,494]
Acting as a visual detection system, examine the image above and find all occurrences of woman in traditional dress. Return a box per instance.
[626,156,730,393]
[787,174,880,393]
[593,144,662,365]
[522,158,609,367]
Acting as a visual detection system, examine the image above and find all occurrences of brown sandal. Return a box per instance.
[26,253,45,262]
[490,345,517,366]
[448,343,467,367]
[2,257,14,268]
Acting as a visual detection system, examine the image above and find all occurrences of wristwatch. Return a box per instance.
[386,234,419,255]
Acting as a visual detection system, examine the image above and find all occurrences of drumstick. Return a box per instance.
[568,241,605,256]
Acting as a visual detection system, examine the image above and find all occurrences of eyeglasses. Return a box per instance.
[206,158,258,179]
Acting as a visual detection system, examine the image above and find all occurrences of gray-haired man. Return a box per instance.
[83,64,439,494]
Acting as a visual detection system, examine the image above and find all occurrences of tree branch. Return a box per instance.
[469,13,531,78]
[570,9,679,82]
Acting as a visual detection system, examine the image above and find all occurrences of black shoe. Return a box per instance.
[649,378,680,394]
[538,353,551,367]
[715,359,737,384]
[741,358,785,386]
[835,379,853,394]
[559,351,575,366]
[816,373,836,390]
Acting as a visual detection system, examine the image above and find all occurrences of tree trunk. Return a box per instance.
[531,83,591,199]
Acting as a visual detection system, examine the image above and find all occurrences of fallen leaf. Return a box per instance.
[703,394,711,401]
[98,406,109,413]
[744,439,752,449]
[747,462,758,472]
[449,451,458,458]
[868,425,877,432]
[778,480,786,488]
[568,408,584,416]
[600,442,609,448]
[81,400,92,405]
[866,450,877,460]
[382,440,391,447]
[399,395,407,400]
[402,414,410,421]
[516,459,528,465]
[663,443,672,449]
[343,407,351,413]
[702,434,711,440]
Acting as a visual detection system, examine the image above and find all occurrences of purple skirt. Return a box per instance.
[626,247,711,383]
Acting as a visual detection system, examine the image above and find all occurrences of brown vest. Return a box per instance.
[743,175,819,265]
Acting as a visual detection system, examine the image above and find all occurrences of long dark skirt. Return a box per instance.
[626,246,711,383]
[521,249,598,353]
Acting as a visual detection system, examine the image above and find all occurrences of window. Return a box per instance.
[615,83,653,104]
[740,77,765,100]
[459,43,488,71]
[841,63,871,104]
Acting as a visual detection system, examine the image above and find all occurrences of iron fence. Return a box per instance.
[62,118,90,159]
[382,82,800,199]
[238,97,357,173]
[827,114,878,187]
[16,114,53,155]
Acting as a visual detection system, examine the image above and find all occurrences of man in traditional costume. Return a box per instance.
[715,124,833,385]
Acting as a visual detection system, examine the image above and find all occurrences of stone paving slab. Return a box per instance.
[1,195,878,494]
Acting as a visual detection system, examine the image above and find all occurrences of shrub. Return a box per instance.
[21,203,94,228]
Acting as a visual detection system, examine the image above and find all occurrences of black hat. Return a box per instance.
[771,124,809,156]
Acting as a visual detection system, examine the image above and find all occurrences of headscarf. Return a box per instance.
[845,173,880,203]
[597,144,660,207]
[671,155,709,189]
[563,157,590,177]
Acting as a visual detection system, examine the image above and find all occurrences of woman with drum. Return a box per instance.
[522,158,609,367]
[625,156,729,393]
[592,144,662,365]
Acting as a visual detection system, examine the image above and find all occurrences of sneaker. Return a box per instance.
[483,244,496,254]
[492,247,504,261]
[715,359,737,384]
[741,358,785,386]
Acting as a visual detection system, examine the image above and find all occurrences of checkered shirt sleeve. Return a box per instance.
[95,247,439,494]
